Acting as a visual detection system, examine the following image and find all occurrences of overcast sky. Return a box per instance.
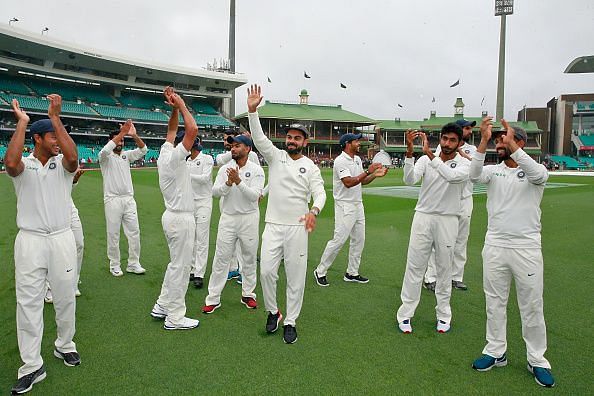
[2,0,593,121]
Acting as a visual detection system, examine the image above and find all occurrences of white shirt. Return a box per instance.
[216,150,260,166]
[98,140,147,199]
[186,152,214,201]
[212,159,265,215]
[404,154,470,216]
[435,142,477,199]
[248,112,326,225]
[157,142,193,212]
[333,151,363,203]
[470,149,548,248]
[11,154,74,233]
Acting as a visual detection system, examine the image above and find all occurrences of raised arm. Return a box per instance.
[124,122,148,161]
[4,99,29,177]
[501,120,548,185]
[403,130,425,185]
[247,84,279,163]
[470,117,493,184]
[47,94,78,172]
[164,87,179,144]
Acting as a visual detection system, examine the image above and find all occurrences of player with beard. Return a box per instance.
[396,123,470,334]
[424,119,477,291]
[247,84,326,344]
[6,96,81,394]
[470,118,554,387]
[314,133,388,287]
[202,135,265,313]
[99,120,147,277]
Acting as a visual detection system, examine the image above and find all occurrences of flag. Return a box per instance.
[450,79,460,88]
[397,104,403,108]
[340,83,347,89]
[304,71,311,79]
[432,97,436,103]
[267,77,271,83]
[481,96,485,106]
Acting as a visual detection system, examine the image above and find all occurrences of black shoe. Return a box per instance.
[192,276,203,289]
[54,349,81,367]
[283,325,298,344]
[423,281,436,292]
[314,270,329,287]
[452,280,468,291]
[343,273,369,283]
[189,273,195,282]
[265,311,282,333]
[11,366,46,395]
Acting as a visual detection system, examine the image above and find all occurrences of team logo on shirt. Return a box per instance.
[517,171,526,179]
[197,161,201,166]
[464,149,471,154]
[299,167,306,174]
[245,172,251,177]
[450,162,457,168]
[122,155,127,160]
[49,163,56,170]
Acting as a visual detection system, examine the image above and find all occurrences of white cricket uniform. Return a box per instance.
[187,152,214,278]
[249,112,326,326]
[470,148,551,369]
[396,153,470,325]
[155,142,195,325]
[10,154,77,378]
[98,140,147,270]
[216,149,260,273]
[70,197,84,286]
[425,142,477,283]
[205,159,265,306]
[316,151,366,277]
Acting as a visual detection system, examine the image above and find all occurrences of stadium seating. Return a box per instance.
[550,155,587,169]
[0,76,32,95]
[191,101,218,115]
[27,79,117,105]
[578,156,594,166]
[92,105,169,123]
[0,93,98,116]
[579,135,594,146]
[194,114,235,127]
[119,91,167,110]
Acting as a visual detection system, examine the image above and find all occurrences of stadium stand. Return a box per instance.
[0,93,98,116]
[26,78,117,105]
[0,76,32,95]
[579,135,594,146]
[578,156,594,166]
[550,155,587,169]
[191,101,218,115]
[119,91,167,110]
[91,105,169,123]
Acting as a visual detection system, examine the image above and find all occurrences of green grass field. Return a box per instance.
[0,168,592,394]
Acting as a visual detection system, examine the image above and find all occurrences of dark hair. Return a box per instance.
[223,129,238,137]
[440,123,463,141]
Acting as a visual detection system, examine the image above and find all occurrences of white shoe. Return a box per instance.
[150,303,167,319]
[44,289,53,304]
[110,266,124,277]
[398,319,412,333]
[75,289,81,297]
[436,320,451,333]
[126,264,146,275]
[164,317,199,330]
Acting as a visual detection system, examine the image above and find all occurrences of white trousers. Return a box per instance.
[104,196,141,268]
[71,205,84,285]
[156,210,195,325]
[425,197,473,283]
[260,223,308,326]
[191,198,212,277]
[482,245,551,368]
[397,212,457,324]
[205,211,259,306]
[14,229,77,378]
[316,201,365,277]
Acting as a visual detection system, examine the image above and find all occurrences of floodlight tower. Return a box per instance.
[228,0,236,117]
[495,0,513,121]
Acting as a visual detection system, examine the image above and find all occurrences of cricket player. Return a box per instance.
[150,87,200,330]
[314,133,388,286]
[202,135,265,313]
[6,96,81,395]
[98,120,147,276]
[187,137,214,289]
[247,84,326,344]
[424,118,477,291]
[396,123,470,334]
[470,118,555,388]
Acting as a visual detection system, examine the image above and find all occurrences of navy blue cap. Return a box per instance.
[494,126,528,142]
[174,130,186,145]
[455,119,477,128]
[284,123,310,138]
[226,135,253,147]
[192,137,202,151]
[29,119,54,135]
[339,133,363,147]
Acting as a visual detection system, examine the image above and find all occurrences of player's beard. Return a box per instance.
[286,143,303,155]
[497,147,511,160]
[440,145,456,155]
[113,145,123,153]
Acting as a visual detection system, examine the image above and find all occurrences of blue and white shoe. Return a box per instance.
[472,353,508,371]
[528,363,555,387]
[236,274,242,285]
[398,319,412,334]
[227,270,240,280]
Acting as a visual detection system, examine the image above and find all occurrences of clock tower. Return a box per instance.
[454,97,465,117]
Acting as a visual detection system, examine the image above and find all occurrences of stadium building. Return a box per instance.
[0,24,247,166]
[376,97,543,164]
[235,89,377,164]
